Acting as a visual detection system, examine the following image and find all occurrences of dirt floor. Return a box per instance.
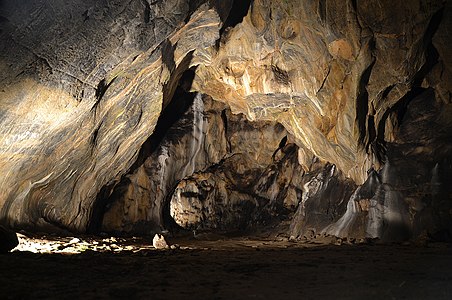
[1,234,451,299]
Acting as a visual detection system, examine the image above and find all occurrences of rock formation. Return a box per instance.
[0,0,451,242]
[152,233,170,249]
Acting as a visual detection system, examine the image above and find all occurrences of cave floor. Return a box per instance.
[1,234,451,299]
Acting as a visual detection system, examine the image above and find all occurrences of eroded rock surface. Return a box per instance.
[194,0,450,183]
[0,0,231,232]
[100,93,303,234]
[0,0,451,241]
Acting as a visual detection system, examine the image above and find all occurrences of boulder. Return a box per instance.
[152,234,169,250]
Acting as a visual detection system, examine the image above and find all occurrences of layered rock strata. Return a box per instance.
[0,0,450,241]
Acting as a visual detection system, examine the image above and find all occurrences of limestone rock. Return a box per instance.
[0,0,229,232]
[152,234,169,250]
[289,163,357,239]
[193,0,450,184]
[101,94,302,234]
[0,0,450,241]
[100,94,229,234]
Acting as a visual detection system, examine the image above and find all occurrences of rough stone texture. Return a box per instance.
[152,233,169,249]
[194,0,450,183]
[193,0,452,240]
[0,0,451,241]
[101,94,304,234]
[289,163,356,239]
[100,94,230,234]
[168,122,301,232]
[0,0,229,232]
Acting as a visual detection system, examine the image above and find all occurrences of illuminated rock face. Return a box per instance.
[100,93,308,234]
[0,0,451,241]
[0,0,230,232]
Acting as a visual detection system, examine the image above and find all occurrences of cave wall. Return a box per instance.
[0,0,232,232]
[194,0,450,183]
[100,93,304,234]
[0,0,451,241]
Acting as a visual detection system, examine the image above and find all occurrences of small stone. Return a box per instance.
[0,226,19,253]
[152,234,169,249]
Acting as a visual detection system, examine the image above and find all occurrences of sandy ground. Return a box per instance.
[1,234,451,299]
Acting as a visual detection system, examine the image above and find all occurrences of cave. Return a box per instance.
[0,0,451,298]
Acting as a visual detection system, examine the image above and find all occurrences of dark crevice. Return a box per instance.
[317,66,331,94]
[367,116,376,146]
[377,6,443,146]
[142,0,151,24]
[272,136,288,160]
[87,64,197,233]
[356,57,376,148]
[380,84,395,100]
[162,50,194,109]
[318,0,327,24]
[184,0,206,24]
[132,69,196,173]
[92,76,117,112]
[87,181,121,234]
[350,0,357,13]
[221,0,251,30]
[217,0,251,44]
[82,10,89,22]
[412,7,443,87]
[396,87,429,125]
[394,7,443,125]
[161,39,176,76]
[279,136,288,150]
[181,191,201,198]
[367,115,387,164]
[376,87,430,160]
[357,169,381,200]
[221,109,232,152]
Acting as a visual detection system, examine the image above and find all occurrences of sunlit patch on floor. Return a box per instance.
[12,233,155,254]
